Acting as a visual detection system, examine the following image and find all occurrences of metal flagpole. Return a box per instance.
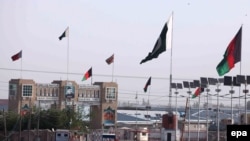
[239,25,243,124]
[216,83,221,141]
[19,95,23,141]
[20,53,23,79]
[230,86,234,125]
[188,97,191,141]
[169,12,173,111]
[167,11,177,141]
[67,26,69,81]
[187,87,191,141]
[36,100,40,141]
[112,54,114,82]
[147,86,151,121]
[206,87,210,141]
[197,89,201,141]
[135,91,138,130]
[240,26,247,125]
[91,67,93,85]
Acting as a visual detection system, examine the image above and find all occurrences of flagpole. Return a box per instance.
[197,89,201,141]
[112,56,114,82]
[91,67,93,85]
[216,83,221,141]
[169,11,178,141]
[20,56,23,79]
[188,92,191,141]
[169,12,174,111]
[239,25,246,124]
[135,91,138,130]
[67,26,69,82]
[147,85,151,125]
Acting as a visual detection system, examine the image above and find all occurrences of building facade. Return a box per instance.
[8,79,118,130]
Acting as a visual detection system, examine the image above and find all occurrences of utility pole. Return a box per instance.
[36,100,40,141]
[28,98,31,141]
[3,108,7,140]
[19,98,22,141]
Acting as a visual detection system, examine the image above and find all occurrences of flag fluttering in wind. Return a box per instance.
[106,54,114,65]
[140,13,173,64]
[11,50,22,61]
[59,27,69,40]
[144,77,151,93]
[192,87,204,98]
[82,67,92,81]
[216,27,242,76]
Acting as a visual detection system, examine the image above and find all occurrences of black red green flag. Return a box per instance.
[82,67,92,81]
[192,87,204,98]
[11,50,22,61]
[106,54,114,65]
[216,27,242,76]
[144,77,151,93]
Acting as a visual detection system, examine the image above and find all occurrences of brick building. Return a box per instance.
[8,78,118,130]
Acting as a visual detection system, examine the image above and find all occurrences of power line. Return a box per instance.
[0,67,194,81]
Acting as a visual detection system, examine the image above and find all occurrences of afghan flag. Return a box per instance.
[59,27,69,40]
[216,27,242,76]
[192,87,204,98]
[140,13,173,64]
[144,77,151,93]
[82,67,92,81]
[106,54,114,65]
[11,50,22,61]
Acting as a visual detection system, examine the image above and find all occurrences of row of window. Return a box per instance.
[36,88,59,96]
[21,85,117,100]
[78,93,99,98]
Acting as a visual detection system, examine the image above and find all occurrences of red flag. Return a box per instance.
[82,67,92,81]
[11,50,22,61]
[106,54,114,65]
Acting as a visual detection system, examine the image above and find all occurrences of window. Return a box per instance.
[144,114,151,118]
[22,85,33,97]
[44,88,47,96]
[94,90,100,98]
[86,91,89,97]
[52,88,55,96]
[156,113,161,118]
[106,87,116,100]
[56,89,59,95]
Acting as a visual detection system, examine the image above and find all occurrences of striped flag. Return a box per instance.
[82,67,92,81]
[106,54,114,65]
[11,50,22,61]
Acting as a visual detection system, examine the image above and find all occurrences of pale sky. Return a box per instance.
[1,0,250,107]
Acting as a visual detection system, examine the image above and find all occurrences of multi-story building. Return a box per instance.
[8,78,118,130]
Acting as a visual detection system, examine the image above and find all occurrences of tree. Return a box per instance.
[0,111,19,131]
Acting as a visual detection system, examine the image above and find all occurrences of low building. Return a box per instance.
[8,78,118,130]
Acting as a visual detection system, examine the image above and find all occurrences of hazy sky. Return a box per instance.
[1,0,250,107]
